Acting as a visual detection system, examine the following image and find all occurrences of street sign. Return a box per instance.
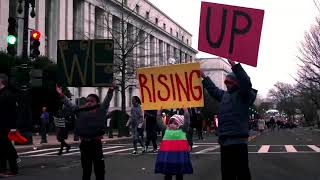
[57,39,114,87]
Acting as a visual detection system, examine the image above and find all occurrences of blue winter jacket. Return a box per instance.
[202,64,257,145]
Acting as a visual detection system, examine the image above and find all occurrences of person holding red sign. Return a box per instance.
[201,60,257,180]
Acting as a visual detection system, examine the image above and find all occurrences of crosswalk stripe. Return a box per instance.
[18,144,320,157]
[195,145,220,154]
[285,145,297,152]
[258,145,270,153]
[307,145,320,152]
[19,147,61,155]
[28,148,80,157]
[103,147,135,155]
[65,146,123,156]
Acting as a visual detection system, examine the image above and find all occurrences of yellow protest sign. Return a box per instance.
[137,63,204,110]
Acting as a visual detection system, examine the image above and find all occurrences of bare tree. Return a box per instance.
[296,17,320,108]
[93,0,170,135]
[296,8,320,126]
[268,82,298,120]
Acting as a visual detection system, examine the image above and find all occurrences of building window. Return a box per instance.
[123,0,127,5]
[182,36,184,42]
[135,5,140,14]
[163,23,166,30]
[155,18,158,25]
[170,28,173,34]
[187,39,189,45]
[146,11,150,19]
[176,32,179,38]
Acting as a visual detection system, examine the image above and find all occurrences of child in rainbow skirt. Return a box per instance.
[155,108,193,180]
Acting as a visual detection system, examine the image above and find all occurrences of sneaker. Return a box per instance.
[131,151,138,155]
[152,149,158,153]
[142,147,147,153]
[16,157,21,164]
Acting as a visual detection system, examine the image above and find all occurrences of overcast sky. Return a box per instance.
[149,0,319,98]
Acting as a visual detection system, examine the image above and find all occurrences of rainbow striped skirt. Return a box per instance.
[155,129,193,175]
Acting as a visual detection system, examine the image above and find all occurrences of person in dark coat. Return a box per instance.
[40,106,49,143]
[201,60,257,180]
[0,74,18,177]
[54,105,71,155]
[144,110,158,152]
[56,84,114,180]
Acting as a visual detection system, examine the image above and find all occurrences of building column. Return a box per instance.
[66,0,73,40]
[89,3,95,38]
[35,0,46,55]
[47,0,59,61]
[0,0,10,53]
[105,12,112,38]
[73,0,85,39]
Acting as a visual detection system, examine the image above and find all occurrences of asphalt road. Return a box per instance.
[5,128,320,180]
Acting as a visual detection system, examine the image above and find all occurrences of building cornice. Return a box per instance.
[143,0,193,37]
[97,0,198,54]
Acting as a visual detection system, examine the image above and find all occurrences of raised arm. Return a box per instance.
[101,86,115,111]
[201,70,225,102]
[156,109,167,131]
[230,62,252,96]
[181,108,190,132]
[56,85,79,112]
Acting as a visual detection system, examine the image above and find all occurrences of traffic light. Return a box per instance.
[7,17,17,56]
[30,30,41,58]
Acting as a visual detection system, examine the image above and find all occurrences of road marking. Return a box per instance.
[65,146,123,156]
[103,147,135,155]
[285,145,297,152]
[28,148,81,157]
[19,147,61,155]
[308,145,320,152]
[194,143,219,145]
[195,146,220,154]
[258,145,270,153]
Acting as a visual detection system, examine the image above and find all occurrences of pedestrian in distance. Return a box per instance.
[144,110,158,153]
[276,120,282,131]
[40,106,50,143]
[195,109,204,140]
[126,96,145,155]
[56,84,114,180]
[0,74,19,177]
[258,119,266,133]
[53,105,71,155]
[105,112,113,138]
[155,107,193,180]
[201,59,257,180]
[269,117,276,132]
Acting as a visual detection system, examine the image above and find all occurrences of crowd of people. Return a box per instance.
[0,59,257,180]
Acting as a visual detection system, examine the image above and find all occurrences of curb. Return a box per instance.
[15,136,132,153]
[248,131,261,142]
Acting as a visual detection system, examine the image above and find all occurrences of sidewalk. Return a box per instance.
[15,132,131,152]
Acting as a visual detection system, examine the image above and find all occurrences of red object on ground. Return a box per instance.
[8,131,27,144]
